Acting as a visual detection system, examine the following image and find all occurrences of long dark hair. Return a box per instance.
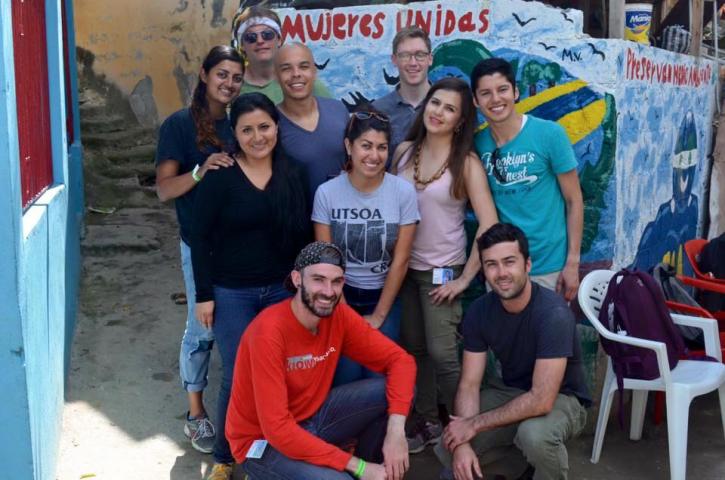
[230,93,310,254]
[191,45,243,150]
[395,77,477,200]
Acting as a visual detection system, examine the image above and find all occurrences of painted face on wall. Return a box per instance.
[345,128,389,180]
[480,240,532,301]
[201,60,244,108]
[423,89,463,135]
[234,108,278,162]
[276,44,317,101]
[392,37,432,88]
[241,23,282,65]
[671,111,698,201]
[473,72,519,125]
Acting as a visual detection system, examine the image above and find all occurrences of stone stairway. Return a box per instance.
[79,86,159,213]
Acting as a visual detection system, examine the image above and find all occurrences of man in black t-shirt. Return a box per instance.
[435,223,590,480]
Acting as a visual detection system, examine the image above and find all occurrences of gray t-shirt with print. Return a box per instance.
[312,172,420,289]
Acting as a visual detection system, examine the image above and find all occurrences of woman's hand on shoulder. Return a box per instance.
[199,152,235,179]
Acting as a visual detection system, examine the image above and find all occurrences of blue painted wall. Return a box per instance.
[0,0,83,479]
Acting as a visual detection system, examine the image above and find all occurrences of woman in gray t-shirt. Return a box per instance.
[312,108,420,385]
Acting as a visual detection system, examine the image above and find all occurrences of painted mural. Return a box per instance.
[617,45,714,271]
[72,0,716,270]
[271,0,715,271]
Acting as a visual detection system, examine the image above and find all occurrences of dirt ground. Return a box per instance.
[55,202,725,480]
[56,81,725,479]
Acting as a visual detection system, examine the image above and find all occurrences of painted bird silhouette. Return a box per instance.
[315,58,330,71]
[342,91,372,111]
[512,13,536,27]
[561,11,574,23]
[587,42,606,60]
[383,68,400,86]
[538,42,556,51]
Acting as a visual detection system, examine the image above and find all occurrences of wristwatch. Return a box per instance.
[192,164,201,182]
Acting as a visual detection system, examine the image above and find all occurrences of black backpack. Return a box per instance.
[652,263,705,348]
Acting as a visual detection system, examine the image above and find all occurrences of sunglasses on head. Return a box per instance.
[490,149,507,183]
[352,111,389,122]
[346,111,390,136]
[242,29,277,44]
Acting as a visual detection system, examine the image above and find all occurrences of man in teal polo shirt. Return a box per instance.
[470,58,583,300]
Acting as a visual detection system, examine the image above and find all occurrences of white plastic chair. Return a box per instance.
[579,270,725,480]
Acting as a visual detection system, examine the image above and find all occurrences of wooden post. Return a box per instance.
[581,0,591,33]
[690,0,704,56]
[609,0,626,39]
[661,0,679,21]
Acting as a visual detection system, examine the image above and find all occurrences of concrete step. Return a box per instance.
[104,144,157,164]
[82,127,156,149]
[81,114,128,134]
[79,103,111,120]
[84,171,159,212]
[82,224,160,256]
[99,161,156,180]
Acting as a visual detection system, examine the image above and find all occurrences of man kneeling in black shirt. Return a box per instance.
[435,223,590,480]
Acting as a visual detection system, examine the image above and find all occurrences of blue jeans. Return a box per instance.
[212,283,291,464]
[242,378,389,479]
[332,285,401,386]
[179,240,214,393]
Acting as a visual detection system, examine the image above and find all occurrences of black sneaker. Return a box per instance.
[407,420,443,454]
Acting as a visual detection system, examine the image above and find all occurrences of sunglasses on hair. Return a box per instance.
[346,111,390,136]
[352,111,390,122]
[242,29,277,44]
[490,149,507,183]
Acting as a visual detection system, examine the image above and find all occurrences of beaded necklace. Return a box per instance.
[412,144,448,190]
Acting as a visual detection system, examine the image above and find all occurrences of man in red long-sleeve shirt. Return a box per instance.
[227,241,417,480]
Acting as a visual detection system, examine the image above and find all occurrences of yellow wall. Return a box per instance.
[74,0,238,119]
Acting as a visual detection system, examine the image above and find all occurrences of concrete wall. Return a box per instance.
[73,0,239,120]
[0,1,83,479]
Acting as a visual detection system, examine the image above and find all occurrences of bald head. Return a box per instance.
[276,42,314,65]
[275,43,317,101]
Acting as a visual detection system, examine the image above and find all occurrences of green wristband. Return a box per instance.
[191,164,201,182]
[354,459,366,478]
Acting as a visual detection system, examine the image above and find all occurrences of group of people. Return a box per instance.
[155,5,590,480]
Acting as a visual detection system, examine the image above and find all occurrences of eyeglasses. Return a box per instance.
[242,29,277,44]
[395,51,430,62]
[346,111,390,135]
[490,149,507,183]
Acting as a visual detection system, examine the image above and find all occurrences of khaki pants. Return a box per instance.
[399,266,463,422]
[435,377,587,480]
[530,271,560,292]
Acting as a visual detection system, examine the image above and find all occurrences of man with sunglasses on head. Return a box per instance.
[470,58,584,301]
[275,43,350,199]
[231,5,332,104]
[372,26,432,165]
[227,241,416,480]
